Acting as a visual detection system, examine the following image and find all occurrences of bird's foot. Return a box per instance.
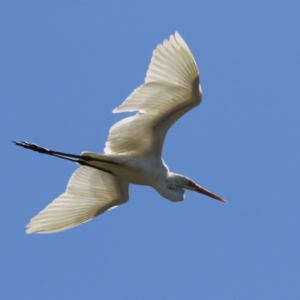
[13,141,50,154]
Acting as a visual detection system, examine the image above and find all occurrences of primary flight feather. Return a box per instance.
[15,32,225,234]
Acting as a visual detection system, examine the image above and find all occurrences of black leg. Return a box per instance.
[13,141,117,175]
[13,141,80,162]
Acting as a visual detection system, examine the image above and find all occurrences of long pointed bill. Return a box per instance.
[189,181,226,203]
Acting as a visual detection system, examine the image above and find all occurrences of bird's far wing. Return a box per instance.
[26,166,129,234]
[105,32,201,157]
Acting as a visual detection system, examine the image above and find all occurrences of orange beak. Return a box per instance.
[188,181,226,203]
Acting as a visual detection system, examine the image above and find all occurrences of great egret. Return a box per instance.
[15,32,225,234]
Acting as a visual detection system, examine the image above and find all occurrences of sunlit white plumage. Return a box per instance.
[105,32,200,157]
[15,32,225,234]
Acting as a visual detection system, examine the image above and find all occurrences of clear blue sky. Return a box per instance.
[1,1,299,299]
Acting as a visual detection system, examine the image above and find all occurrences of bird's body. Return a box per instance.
[15,32,225,234]
[81,153,187,202]
[82,152,166,187]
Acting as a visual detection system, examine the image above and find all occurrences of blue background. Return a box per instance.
[1,1,299,299]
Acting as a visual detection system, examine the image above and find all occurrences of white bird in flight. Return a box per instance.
[15,32,225,234]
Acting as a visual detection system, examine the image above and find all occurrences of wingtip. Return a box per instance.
[174,31,180,38]
[26,228,33,234]
[26,222,34,234]
[26,223,48,234]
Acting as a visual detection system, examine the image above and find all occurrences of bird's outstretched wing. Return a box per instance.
[105,32,201,157]
[26,166,129,234]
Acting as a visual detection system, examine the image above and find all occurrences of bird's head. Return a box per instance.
[165,173,226,203]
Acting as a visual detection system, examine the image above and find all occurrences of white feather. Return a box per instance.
[105,32,201,157]
[20,32,225,235]
[26,166,129,233]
